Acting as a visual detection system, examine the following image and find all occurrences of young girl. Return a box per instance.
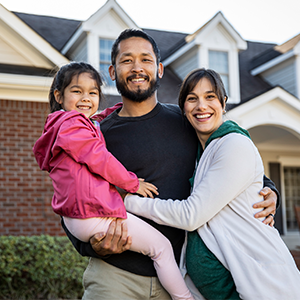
[33,62,194,300]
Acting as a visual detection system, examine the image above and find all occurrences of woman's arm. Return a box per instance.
[125,134,258,231]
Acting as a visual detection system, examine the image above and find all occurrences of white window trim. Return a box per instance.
[86,34,118,95]
[206,47,240,104]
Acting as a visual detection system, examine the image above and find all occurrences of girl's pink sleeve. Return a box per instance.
[55,116,139,193]
[92,102,123,122]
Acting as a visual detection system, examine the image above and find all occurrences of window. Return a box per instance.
[209,50,229,95]
[284,167,300,231]
[99,39,114,86]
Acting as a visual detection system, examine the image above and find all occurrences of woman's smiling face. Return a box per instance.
[184,77,223,147]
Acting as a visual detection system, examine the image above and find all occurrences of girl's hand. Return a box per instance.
[137,178,159,198]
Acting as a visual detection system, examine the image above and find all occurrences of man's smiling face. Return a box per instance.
[110,37,163,102]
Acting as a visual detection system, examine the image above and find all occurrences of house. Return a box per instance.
[1,0,299,249]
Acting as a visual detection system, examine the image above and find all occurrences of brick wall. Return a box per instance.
[0,99,64,236]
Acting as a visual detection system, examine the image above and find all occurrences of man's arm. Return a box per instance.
[254,175,281,226]
[61,217,131,257]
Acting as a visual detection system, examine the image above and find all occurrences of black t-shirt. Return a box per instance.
[62,102,198,276]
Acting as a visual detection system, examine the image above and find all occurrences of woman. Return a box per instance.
[124,68,300,299]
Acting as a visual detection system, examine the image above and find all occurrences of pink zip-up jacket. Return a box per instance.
[33,108,139,219]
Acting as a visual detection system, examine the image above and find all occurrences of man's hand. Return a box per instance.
[253,187,277,226]
[90,219,132,256]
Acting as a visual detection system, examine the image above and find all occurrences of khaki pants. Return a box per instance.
[82,258,172,300]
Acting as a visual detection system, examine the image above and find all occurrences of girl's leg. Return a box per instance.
[126,213,194,300]
[63,216,115,242]
[64,215,194,300]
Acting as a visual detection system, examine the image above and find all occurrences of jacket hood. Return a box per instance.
[33,110,85,172]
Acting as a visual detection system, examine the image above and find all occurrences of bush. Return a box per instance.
[0,235,89,299]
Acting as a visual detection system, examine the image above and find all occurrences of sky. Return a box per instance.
[1,0,300,45]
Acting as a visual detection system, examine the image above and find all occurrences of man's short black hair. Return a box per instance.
[111,29,161,66]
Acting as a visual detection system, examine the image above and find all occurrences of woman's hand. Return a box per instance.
[136,178,159,198]
[253,187,277,226]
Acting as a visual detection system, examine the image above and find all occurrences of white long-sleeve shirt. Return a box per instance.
[125,133,300,300]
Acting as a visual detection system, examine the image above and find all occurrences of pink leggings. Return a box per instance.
[63,214,194,300]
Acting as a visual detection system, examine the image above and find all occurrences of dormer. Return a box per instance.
[61,0,139,95]
[250,34,300,99]
[163,12,247,104]
[0,4,69,102]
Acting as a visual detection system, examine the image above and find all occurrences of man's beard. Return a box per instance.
[115,73,160,103]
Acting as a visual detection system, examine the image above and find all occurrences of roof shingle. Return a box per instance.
[13,12,81,51]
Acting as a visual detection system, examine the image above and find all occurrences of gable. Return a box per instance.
[0,4,69,70]
[0,18,53,68]
[85,8,131,38]
[187,12,246,50]
[197,22,236,50]
[0,33,30,66]
[63,0,139,54]
[83,0,138,31]
[227,87,300,136]
[0,4,69,102]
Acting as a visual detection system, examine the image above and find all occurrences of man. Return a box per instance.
[62,29,278,300]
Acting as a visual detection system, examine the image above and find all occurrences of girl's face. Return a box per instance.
[55,72,100,118]
[184,77,223,148]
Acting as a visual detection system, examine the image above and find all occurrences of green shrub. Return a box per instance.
[0,235,89,299]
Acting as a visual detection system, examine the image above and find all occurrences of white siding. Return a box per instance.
[262,58,297,97]
[0,21,55,68]
[0,35,31,65]
[170,47,198,80]
[70,37,88,62]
